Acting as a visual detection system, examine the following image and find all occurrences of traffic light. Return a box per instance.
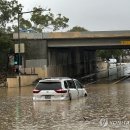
[14,54,22,65]
[8,48,14,54]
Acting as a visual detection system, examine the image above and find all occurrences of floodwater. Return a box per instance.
[0,79,130,130]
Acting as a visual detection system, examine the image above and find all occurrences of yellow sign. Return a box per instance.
[121,41,130,45]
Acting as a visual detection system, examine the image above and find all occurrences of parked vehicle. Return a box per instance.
[109,58,117,64]
[33,77,87,101]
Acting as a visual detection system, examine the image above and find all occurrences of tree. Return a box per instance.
[0,33,13,71]
[30,7,69,32]
[0,0,22,33]
[0,1,69,32]
[0,0,69,72]
[96,49,123,61]
[0,0,23,72]
[68,26,88,32]
[12,7,69,32]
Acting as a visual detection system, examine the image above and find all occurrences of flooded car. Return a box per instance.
[33,77,87,101]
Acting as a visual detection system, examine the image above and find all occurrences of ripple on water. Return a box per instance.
[0,84,130,130]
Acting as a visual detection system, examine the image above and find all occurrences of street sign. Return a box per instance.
[15,43,25,53]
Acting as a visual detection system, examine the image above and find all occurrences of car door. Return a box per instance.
[66,80,79,99]
[74,79,84,97]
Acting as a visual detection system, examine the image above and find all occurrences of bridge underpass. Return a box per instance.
[13,31,130,80]
[47,47,96,78]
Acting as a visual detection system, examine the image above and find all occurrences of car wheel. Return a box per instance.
[84,93,87,97]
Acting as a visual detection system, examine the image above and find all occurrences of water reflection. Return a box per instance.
[0,82,130,129]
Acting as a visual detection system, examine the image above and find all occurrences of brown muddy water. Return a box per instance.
[0,80,130,130]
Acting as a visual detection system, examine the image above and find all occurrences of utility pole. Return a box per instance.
[17,8,48,87]
[18,12,21,87]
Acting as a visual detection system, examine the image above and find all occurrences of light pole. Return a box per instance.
[17,9,47,87]
[18,12,21,87]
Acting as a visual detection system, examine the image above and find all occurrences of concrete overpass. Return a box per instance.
[13,30,130,78]
[14,30,130,48]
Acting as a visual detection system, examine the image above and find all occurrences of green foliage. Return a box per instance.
[20,18,32,30]
[30,7,69,32]
[0,0,22,70]
[52,14,69,31]
[0,34,13,52]
[0,0,69,71]
[96,49,123,60]
[12,7,69,32]
[0,0,22,32]
[0,33,13,70]
[68,26,88,32]
[0,1,69,32]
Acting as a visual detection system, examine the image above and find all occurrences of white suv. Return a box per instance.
[33,77,87,101]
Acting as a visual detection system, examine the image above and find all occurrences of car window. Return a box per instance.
[36,82,61,90]
[74,80,83,88]
[64,81,68,89]
[66,80,76,88]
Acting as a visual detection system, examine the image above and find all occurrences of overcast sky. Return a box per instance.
[18,0,130,31]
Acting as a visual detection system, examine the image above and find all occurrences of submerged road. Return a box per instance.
[0,78,130,130]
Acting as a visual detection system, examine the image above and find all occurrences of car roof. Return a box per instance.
[39,77,74,82]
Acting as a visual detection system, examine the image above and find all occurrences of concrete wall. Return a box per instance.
[35,67,47,78]
[21,67,47,78]
[96,61,108,78]
[24,39,47,60]
[13,39,48,68]
[47,47,97,78]
[7,75,38,88]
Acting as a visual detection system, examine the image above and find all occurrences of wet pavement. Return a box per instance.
[0,80,130,130]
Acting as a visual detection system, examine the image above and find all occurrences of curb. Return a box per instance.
[112,76,130,84]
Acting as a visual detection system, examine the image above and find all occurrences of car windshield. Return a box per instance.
[36,82,62,90]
